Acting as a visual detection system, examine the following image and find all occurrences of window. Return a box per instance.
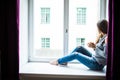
[76,38,85,46]
[77,8,86,25]
[68,0,99,53]
[81,38,85,46]
[41,38,50,48]
[41,8,50,24]
[29,0,101,61]
[31,0,64,60]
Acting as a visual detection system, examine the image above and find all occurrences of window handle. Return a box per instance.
[66,29,68,33]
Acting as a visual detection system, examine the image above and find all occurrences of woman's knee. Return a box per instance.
[77,46,83,48]
[73,52,79,54]
[71,52,79,57]
[76,46,85,51]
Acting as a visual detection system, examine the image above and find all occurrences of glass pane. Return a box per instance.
[68,0,100,53]
[33,0,64,58]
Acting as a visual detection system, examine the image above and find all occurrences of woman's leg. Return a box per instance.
[71,46,92,57]
[50,46,92,66]
[58,52,104,70]
[57,46,92,65]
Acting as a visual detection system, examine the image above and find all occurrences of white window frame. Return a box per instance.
[28,0,69,62]
[19,0,108,66]
[28,0,108,62]
[20,0,107,79]
[100,0,108,20]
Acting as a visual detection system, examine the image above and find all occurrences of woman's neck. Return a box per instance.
[101,33,106,36]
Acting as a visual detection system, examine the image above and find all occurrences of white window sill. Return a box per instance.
[20,62,106,80]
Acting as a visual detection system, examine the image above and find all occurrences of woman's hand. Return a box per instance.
[87,42,96,49]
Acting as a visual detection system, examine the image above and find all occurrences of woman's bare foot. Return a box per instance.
[50,60,68,66]
[49,60,59,65]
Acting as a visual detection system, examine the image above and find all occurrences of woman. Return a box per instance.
[50,19,108,70]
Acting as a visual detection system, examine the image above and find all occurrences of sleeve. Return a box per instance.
[103,43,107,58]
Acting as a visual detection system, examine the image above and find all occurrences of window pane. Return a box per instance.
[68,0,100,53]
[33,0,64,58]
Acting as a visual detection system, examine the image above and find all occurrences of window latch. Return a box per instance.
[66,29,68,33]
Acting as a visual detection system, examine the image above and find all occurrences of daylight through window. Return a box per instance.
[29,0,100,61]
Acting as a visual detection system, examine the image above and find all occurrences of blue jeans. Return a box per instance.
[58,46,104,70]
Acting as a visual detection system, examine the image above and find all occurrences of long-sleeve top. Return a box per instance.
[93,34,107,66]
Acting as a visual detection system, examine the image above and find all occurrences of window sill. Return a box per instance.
[20,62,106,80]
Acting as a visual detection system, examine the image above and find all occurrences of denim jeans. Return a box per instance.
[58,46,104,70]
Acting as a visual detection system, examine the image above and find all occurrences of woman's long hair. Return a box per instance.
[97,19,108,34]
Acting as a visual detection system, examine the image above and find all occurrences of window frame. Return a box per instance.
[27,0,108,62]
[19,0,107,79]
